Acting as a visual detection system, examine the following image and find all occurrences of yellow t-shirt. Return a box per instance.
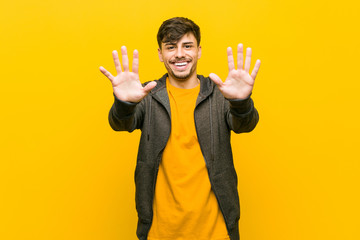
[147,79,229,240]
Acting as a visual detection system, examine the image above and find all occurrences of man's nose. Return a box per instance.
[175,47,185,58]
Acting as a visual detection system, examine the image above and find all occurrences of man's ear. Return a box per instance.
[198,46,202,59]
[158,48,164,62]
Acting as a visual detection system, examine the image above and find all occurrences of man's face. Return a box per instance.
[158,33,201,81]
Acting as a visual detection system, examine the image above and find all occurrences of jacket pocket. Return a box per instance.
[134,161,155,223]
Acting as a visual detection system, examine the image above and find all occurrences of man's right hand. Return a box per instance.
[99,46,157,103]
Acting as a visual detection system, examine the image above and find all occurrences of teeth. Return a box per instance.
[175,62,187,66]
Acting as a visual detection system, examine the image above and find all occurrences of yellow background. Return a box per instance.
[1,0,359,239]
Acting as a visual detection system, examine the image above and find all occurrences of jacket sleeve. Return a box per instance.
[226,95,259,133]
[108,94,145,132]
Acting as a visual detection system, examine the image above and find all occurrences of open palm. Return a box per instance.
[209,44,261,100]
[99,46,156,103]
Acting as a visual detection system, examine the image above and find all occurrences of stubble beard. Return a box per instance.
[165,59,198,81]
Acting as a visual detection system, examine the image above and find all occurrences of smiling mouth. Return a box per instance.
[174,62,187,66]
[171,60,190,70]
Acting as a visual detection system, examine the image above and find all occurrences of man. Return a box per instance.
[99,17,261,240]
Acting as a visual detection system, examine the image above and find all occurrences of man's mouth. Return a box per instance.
[175,62,187,66]
[171,60,190,70]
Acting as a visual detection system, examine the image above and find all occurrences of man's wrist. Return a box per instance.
[227,94,253,116]
[113,93,138,117]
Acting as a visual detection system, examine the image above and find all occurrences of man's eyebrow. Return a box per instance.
[164,41,195,46]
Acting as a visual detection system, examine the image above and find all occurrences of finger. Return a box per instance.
[227,47,235,71]
[244,47,252,73]
[237,43,243,70]
[99,66,114,82]
[112,50,122,74]
[121,46,129,72]
[209,73,223,86]
[132,49,139,74]
[143,81,157,94]
[250,59,261,80]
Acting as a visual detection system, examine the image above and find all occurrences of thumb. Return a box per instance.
[143,81,157,94]
[209,73,223,86]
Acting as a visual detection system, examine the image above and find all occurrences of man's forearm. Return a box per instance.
[227,96,259,133]
[108,94,143,132]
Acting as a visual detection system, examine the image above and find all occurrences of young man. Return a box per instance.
[99,17,261,240]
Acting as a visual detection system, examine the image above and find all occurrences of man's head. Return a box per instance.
[157,17,201,81]
[157,17,200,50]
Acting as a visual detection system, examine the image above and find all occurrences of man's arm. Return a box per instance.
[209,44,261,133]
[100,46,156,131]
[226,96,259,133]
[108,94,145,132]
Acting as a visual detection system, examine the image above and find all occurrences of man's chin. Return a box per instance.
[173,74,190,80]
[169,70,192,80]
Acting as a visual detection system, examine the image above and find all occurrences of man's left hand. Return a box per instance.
[209,43,261,100]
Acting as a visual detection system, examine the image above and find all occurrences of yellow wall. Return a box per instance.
[1,0,359,239]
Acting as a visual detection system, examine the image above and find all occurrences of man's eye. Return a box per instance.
[167,46,175,50]
[185,45,192,49]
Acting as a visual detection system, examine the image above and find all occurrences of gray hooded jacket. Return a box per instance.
[108,74,259,240]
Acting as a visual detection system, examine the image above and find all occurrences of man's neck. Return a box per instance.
[168,74,199,89]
